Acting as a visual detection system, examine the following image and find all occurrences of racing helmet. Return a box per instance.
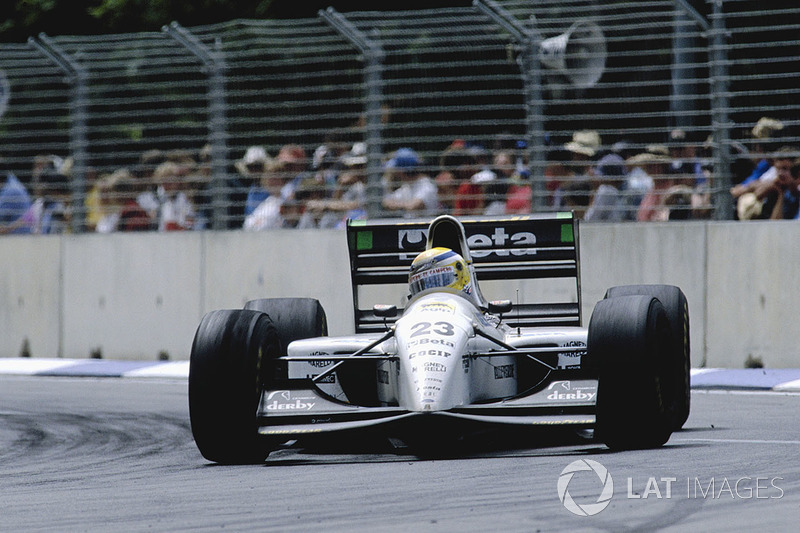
[409,247,474,300]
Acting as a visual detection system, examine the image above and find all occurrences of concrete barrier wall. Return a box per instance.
[0,221,796,368]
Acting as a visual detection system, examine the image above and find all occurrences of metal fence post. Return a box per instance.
[163,21,230,230]
[319,7,385,219]
[670,7,703,131]
[474,0,546,213]
[708,2,734,220]
[28,33,89,233]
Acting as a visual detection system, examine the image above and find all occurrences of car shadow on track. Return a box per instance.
[254,425,720,467]
[259,426,600,466]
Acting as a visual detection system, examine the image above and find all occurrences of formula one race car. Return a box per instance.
[189,213,690,463]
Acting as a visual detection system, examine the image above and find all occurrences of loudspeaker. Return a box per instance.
[539,20,607,89]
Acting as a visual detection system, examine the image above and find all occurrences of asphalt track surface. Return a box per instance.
[1,375,798,532]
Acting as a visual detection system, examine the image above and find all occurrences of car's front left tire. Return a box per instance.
[604,284,690,430]
[589,294,674,450]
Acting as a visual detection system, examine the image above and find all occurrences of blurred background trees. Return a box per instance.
[1,0,470,42]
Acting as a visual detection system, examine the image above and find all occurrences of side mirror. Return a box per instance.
[373,304,397,318]
[488,300,513,315]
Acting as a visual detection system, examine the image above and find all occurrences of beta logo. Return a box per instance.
[399,229,427,257]
[468,228,537,258]
[557,459,614,516]
[397,227,537,258]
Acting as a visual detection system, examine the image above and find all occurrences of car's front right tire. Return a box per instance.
[189,309,280,464]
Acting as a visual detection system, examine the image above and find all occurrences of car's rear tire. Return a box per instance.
[604,284,690,430]
[244,298,328,354]
[189,309,280,464]
[589,295,674,450]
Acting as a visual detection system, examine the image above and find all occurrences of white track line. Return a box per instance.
[673,437,800,445]
[123,361,189,378]
[0,358,81,375]
[773,379,800,392]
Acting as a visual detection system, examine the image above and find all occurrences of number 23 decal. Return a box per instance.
[410,321,454,337]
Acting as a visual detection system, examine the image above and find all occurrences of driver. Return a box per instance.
[408,247,480,305]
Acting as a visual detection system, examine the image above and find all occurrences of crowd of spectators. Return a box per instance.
[2,115,798,235]
[729,117,800,220]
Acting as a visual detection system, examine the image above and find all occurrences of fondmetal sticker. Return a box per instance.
[264,390,316,411]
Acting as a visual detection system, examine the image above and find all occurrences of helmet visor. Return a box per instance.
[409,266,457,296]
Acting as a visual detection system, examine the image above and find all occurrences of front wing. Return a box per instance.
[257,378,598,438]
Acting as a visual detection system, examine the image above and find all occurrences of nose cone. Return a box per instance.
[404,356,468,412]
[395,293,475,412]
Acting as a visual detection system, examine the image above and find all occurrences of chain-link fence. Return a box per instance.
[1,0,799,233]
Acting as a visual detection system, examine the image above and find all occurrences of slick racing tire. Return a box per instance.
[605,285,690,430]
[189,309,280,464]
[244,298,328,355]
[589,295,674,450]
[245,297,376,406]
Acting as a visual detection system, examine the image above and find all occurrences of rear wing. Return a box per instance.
[346,213,581,333]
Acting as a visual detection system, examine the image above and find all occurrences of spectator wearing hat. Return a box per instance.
[630,150,688,222]
[381,148,438,218]
[550,130,600,210]
[617,145,666,219]
[734,117,784,189]
[237,146,274,217]
[553,130,601,211]
[236,145,270,182]
[627,151,673,221]
[153,161,198,231]
[731,117,786,218]
[747,117,785,181]
[565,130,601,163]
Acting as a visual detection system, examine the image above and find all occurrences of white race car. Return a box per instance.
[189,213,690,463]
